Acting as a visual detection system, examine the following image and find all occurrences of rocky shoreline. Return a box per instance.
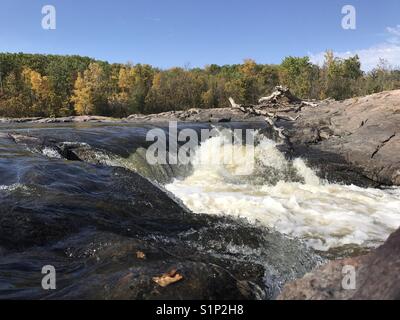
[2,88,399,187]
[278,227,400,300]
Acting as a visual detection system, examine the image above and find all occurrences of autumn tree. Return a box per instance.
[21,67,62,116]
[72,63,109,115]
[45,57,92,116]
[145,68,207,113]
[107,65,135,116]
[1,52,400,118]
[0,70,32,117]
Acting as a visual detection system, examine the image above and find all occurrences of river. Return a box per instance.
[0,122,399,299]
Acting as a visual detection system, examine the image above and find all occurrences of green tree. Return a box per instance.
[280,56,314,98]
[322,51,363,100]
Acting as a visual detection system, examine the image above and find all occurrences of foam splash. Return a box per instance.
[166,131,400,251]
[0,183,30,192]
[42,147,62,159]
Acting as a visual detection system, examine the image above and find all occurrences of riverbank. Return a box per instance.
[2,89,399,187]
[278,226,400,300]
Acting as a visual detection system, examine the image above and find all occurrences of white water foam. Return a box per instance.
[0,183,30,192]
[42,147,62,159]
[166,131,400,251]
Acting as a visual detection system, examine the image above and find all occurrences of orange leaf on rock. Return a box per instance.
[136,251,146,259]
[153,269,183,287]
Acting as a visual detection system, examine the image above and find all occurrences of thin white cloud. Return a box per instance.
[386,25,400,44]
[387,25,400,37]
[309,26,400,71]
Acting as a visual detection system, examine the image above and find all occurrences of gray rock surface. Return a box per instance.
[0,115,122,124]
[278,227,400,300]
[286,90,400,186]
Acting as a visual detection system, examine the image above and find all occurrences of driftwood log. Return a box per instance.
[229,86,317,141]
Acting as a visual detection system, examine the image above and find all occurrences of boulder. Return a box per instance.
[287,90,400,186]
[278,227,400,300]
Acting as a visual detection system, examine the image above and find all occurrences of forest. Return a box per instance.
[0,52,399,118]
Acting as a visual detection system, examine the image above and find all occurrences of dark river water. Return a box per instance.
[0,122,399,299]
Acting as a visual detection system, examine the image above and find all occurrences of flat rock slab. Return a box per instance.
[285,90,400,186]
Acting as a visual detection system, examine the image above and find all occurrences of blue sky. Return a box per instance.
[1,0,399,70]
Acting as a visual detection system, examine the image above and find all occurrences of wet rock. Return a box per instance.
[278,227,400,300]
[0,139,321,299]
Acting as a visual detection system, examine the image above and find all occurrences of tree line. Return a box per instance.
[0,52,399,118]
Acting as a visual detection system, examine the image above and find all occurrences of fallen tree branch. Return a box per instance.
[258,85,302,105]
[228,86,313,144]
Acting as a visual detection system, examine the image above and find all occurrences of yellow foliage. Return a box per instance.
[152,72,162,90]
[118,67,136,91]
[21,67,56,116]
[72,73,93,115]
[241,59,257,77]
[71,63,106,115]
[22,68,51,98]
